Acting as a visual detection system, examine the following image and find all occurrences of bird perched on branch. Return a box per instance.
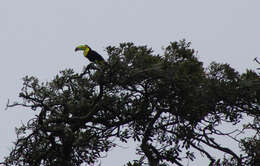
[75,45,106,65]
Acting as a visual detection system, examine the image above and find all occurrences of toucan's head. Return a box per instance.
[75,45,91,57]
[75,45,90,52]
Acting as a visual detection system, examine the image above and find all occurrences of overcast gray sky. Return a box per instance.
[1,0,260,165]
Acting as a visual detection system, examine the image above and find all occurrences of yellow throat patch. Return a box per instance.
[83,47,90,57]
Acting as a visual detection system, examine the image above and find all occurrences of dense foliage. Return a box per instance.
[2,41,260,166]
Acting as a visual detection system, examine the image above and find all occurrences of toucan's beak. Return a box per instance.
[75,48,79,52]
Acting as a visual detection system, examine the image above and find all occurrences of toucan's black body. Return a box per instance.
[75,45,106,65]
[87,48,105,63]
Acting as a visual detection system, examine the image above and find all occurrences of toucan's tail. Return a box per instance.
[96,60,108,66]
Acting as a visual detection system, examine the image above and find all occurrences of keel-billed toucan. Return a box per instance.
[75,45,106,65]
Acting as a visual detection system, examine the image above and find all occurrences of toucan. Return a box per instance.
[75,45,106,65]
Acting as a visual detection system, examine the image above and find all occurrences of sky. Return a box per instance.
[1,0,260,165]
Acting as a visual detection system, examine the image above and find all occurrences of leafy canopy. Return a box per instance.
[3,40,260,166]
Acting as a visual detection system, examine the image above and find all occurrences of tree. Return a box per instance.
[2,40,260,166]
